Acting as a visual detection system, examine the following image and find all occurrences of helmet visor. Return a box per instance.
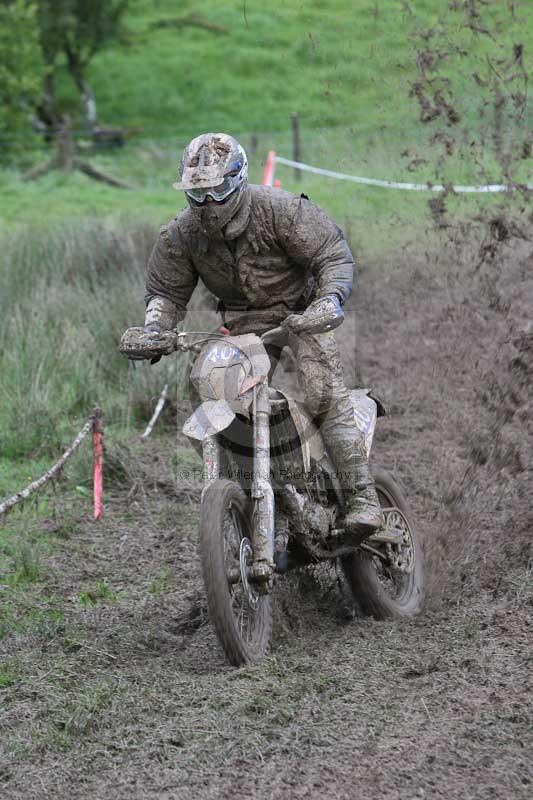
[185,175,237,204]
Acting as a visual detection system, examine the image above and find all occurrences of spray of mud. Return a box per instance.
[351,210,533,600]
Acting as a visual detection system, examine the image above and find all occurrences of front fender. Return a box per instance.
[182,400,236,441]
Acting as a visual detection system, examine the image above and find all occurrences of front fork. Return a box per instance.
[250,381,275,581]
[201,381,275,584]
[202,435,220,484]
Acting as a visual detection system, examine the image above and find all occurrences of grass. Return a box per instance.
[9,541,42,585]
[77,578,123,607]
[0,506,69,646]
[2,136,527,256]
[0,219,182,462]
[0,0,530,238]
[148,566,173,595]
[0,456,60,497]
[0,585,64,640]
[0,659,20,688]
[56,0,531,141]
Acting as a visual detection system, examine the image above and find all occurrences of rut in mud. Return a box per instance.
[1,218,532,799]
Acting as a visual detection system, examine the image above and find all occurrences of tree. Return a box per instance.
[34,0,130,132]
[16,0,132,186]
[0,0,42,155]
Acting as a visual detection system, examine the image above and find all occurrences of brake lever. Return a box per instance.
[260,326,287,344]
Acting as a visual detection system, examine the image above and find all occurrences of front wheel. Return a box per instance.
[342,467,425,619]
[199,479,273,666]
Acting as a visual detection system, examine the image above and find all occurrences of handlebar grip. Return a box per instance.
[281,308,344,335]
[119,327,177,359]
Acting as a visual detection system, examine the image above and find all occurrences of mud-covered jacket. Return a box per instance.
[145,184,355,331]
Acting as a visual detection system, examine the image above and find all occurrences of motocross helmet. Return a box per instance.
[174,132,248,202]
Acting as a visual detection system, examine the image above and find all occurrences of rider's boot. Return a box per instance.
[343,457,383,538]
[327,432,383,542]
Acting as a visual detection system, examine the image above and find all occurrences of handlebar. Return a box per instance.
[121,321,300,362]
[174,326,288,352]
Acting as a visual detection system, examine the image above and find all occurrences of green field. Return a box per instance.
[1,0,530,237]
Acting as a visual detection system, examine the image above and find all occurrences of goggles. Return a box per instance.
[185,174,239,204]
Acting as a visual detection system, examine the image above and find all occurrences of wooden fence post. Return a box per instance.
[291,112,301,181]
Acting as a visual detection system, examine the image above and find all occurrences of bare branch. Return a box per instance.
[21,159,57,181]
[0,412,98,520]
[141,384,169,440]
[75,159,133,189]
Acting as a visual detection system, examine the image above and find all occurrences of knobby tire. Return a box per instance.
[342,467,425,618]
[199,479,273,666]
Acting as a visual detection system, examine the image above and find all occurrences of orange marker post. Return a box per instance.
[262,150,276,186]
[92,407,104,520]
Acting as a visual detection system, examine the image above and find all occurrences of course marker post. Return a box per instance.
[262,150,276,186]
[92,407,104,520]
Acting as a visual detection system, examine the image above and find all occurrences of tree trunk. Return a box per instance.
[64,45,98,131]
[57,115,74,170]
[33,70,60,138]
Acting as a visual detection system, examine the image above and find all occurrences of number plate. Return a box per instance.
[206,342,244,364]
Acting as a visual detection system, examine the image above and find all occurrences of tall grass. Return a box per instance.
[0,220,190,460]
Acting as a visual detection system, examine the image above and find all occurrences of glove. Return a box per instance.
[282,294,345,335]
[119,326,177,362]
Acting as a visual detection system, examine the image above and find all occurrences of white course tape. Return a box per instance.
[275,155,532,193]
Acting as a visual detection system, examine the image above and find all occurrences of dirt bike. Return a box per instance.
[124,319,425,666]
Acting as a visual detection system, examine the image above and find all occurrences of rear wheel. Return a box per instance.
[342,467,424,618]
[199,479,273,665]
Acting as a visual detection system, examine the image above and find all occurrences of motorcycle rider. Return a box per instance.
[121,132,383,536]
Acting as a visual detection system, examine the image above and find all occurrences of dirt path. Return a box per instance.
[1,491,530,800]
[1,229,532,799]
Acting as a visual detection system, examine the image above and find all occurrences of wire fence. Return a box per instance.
[272,154,533,194]
[3,125,530,195]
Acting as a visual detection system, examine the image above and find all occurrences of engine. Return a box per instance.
[276,483,335,544]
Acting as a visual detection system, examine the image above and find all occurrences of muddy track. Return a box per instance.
[1,225,532,799]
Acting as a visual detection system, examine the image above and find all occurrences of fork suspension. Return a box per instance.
[251,382,275,568]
